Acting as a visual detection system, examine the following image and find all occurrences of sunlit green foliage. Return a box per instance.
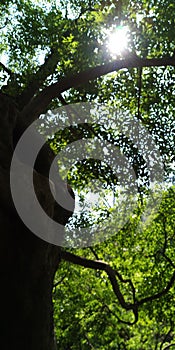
[54,187,175,349]
[1,0,175,348]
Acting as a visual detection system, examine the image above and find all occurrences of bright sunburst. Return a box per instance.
[107,26,128,56]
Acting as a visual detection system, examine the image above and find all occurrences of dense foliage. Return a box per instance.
[54,187,175,349]
[0,0,175,349]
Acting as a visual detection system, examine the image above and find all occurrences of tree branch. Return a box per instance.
[0,62,14,77]
[60,250,138,321]
[89,247,99,260]
[160,324,173,350]
[84,333,95,349]
[17,55,175,132]
[53,274,67,289]
[162,254,175,269]
[61,249,175,324]
[137,270,175,307]
[17,48,60,109]
[163,345,175,350]
[102,302,137,325]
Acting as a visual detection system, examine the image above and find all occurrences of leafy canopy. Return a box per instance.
[0,0,175,349]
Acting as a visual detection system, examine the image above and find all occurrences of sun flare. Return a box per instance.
[107,26,128,56]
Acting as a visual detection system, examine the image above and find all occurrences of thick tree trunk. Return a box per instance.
[0,93,62,349]
[1,211,60,350]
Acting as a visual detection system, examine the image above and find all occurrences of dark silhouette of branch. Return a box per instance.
[53,274,67,289]
[76,6,98,21]
[61,249,175,324]
[17,48,61,109]
[163,345,175,350]
[89,247,99,260]
[0,63,21,94]
[17,55,175,133]
[84,333,95,349]
[137,270,175,306]
[58,93,68,106]
[162,254,175,269]
[114,270,136,303]
[102,302,137,325]
[61,250,138,322]
[0,61,14,77]
[160,322,174,350]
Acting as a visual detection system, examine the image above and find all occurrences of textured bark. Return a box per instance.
[0,92,71,349]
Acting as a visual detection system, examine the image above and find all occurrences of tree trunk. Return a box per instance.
[0,93,61,349]
[1,212,60,350]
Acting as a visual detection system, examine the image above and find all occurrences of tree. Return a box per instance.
[0,0,174,349]
[54,187,175,349]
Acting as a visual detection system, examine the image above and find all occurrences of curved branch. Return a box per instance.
[137,270,175,307]
[61,250,138,322]
[163,345,175,350]
[162,254,175,269]
[61,249,175,325]
[17,55,175,131]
